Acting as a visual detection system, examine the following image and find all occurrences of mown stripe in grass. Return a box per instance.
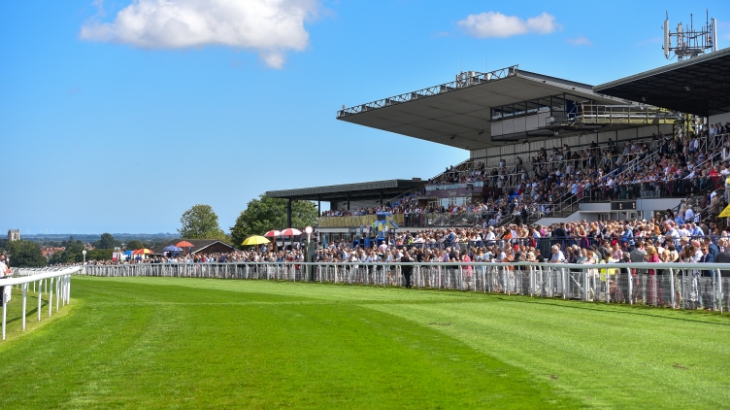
[0,277,579,409]
[367,298,730,409]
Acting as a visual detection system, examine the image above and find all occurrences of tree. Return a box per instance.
[125,240,145,251]
[49,236,86,265]
[86,249,113,261]
[48,251,65,265]
[6,240,46,268]
[95,233,117,250]
[178,204,227,241]
[64,237,86,258]
[230,195,318,248]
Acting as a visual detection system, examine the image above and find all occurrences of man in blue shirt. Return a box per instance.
[704,236,719,260]
[674,213,685,226]
[445,229,456,246]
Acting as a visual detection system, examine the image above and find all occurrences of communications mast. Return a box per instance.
[663,10,717,61]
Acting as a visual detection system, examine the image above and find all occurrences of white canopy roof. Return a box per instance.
[337,67,624,150]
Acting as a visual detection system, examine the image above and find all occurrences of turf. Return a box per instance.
[0,277,728,409]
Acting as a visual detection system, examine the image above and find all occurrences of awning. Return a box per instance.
[595,48,730,117]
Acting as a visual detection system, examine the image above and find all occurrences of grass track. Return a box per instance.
[0,277,729,409]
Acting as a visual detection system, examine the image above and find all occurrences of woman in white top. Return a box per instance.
[0,255,9,277]
[0,254,10,304]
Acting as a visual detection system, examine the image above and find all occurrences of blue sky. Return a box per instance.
[2,0,729,235]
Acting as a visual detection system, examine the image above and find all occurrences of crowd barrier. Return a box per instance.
[1,267,78,341]
[80,262,728,312]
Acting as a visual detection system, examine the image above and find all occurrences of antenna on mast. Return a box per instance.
[663,9,716,60]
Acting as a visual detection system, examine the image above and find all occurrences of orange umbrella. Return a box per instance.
[176,241,194,248]
[132,248,154,255]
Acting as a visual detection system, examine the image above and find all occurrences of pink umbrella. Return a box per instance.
[280,228,302,236]
[280,228,302,251]
[263,230,281,237]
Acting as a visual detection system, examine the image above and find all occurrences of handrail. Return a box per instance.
[337,66,517,118]
[547,104,679,127]
[75,261,730,270]
[1,266,79,341]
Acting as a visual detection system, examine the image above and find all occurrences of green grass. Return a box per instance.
[0,277,729,409]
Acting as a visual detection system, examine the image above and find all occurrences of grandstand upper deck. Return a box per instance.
[595,47,730,117]
[335,65,671,152]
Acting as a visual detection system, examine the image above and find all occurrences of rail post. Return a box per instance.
[459,265,463,292]
[627,268,633,305]
[48,278,53,317]
[1,295,5,341]
[720,270,725,314]
[682,269,687,310]
[592,269,597,302]
[715,269,721,311]
[669,268,675,308]
[37,279,42,322]
[21,283,27,331]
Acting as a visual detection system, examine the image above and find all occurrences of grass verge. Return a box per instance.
[0,277,728,409]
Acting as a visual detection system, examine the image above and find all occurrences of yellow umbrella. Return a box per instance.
[242,235,270,246]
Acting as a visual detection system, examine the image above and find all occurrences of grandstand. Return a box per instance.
[268,51,730,243]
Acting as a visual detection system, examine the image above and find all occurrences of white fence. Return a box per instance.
[80,262,729,312]
[1,267,79,341]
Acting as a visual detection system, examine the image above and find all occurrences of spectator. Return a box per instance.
[0,254,11,304]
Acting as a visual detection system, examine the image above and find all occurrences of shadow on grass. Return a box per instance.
[5,303,47,325]
[498,295,730,326]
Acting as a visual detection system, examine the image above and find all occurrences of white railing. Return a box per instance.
[78,262,728,312]
[1,266,79,341]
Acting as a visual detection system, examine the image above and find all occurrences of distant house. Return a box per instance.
[153,239,234,255]
[41,247,65,259]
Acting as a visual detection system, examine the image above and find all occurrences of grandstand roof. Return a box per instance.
[153,239,234,255]
[336,66,622,150]
[595,47,730,117]
[266,179,424,201]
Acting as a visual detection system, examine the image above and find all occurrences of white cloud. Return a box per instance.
[90,0,107,18]
[80,0,319,68]
[457,11,560,38]
[568,35,592,46]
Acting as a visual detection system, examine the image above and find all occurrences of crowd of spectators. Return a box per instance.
[80,248,310,265]
[78,201,728,268]
[70,126,730,298]
[321,127,730,222]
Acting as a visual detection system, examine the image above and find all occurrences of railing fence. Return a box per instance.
[1,267,78,341]
[79,262,728,312]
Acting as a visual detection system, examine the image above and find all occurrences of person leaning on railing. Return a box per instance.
[0,254,11,304]
[549,245,566,263]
